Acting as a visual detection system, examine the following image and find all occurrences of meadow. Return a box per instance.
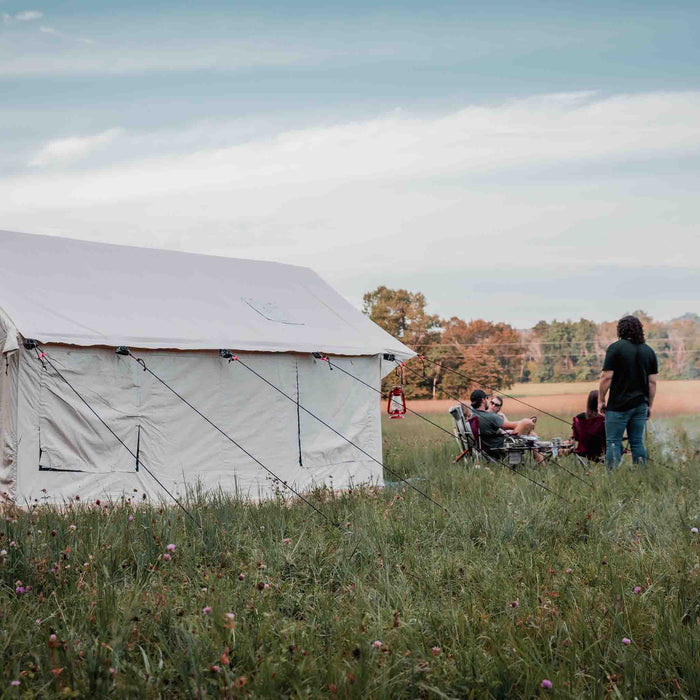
[408,380,700,420]
[1,410,698,698]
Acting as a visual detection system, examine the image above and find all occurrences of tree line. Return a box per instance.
[363,286,699,398]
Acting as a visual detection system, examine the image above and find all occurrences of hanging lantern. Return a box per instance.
[387,386,407,419]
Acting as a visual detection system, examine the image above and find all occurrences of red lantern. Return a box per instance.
[387,386,407,419]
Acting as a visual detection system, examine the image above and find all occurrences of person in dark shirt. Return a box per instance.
[561,389,606,461]
[598,315,658,468]
[470,389,540,459]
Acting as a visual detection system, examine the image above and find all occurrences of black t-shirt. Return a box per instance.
[602,339,658,411]
[472,409,505,451]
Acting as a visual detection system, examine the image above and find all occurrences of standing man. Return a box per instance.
[598,315,658,468]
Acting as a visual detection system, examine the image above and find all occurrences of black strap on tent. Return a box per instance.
[295,360,303,467]
[397,359,594,490]
[319,353,570,502]
[28,343,197,525]
[118,348,340,529]
[221,351,450,513]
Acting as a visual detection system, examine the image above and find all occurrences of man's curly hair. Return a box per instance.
[617,315,645,344]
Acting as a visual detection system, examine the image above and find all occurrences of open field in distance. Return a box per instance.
[405,379,700,417]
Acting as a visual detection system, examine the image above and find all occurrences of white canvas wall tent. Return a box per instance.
[0,230,414,507]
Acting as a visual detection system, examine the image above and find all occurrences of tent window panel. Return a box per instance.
[37,349,140,474]
[297,355,380,469]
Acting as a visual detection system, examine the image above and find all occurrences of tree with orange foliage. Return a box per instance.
[436,318,523,399]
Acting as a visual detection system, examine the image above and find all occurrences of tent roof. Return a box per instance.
[0,230,414,358]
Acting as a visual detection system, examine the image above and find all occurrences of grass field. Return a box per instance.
[408,379,700,418]
[1,413,699,698]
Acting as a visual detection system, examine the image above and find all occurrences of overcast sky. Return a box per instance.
[1,0,698,327]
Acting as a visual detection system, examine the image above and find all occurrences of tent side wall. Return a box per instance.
[0,315,19,501]
[13,344,384,504]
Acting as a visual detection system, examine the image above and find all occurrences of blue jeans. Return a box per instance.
[605,404,648,469]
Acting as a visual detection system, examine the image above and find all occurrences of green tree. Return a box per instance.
[362,286,441,398]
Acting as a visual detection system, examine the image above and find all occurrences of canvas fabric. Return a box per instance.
[0,309,19,499]
[0,230,414,359]
[11,344,382,504]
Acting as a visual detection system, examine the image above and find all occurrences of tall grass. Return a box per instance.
[1,415,698,698]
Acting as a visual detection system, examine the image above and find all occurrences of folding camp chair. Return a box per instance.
[572,414,606,466]
[449,405,495,467]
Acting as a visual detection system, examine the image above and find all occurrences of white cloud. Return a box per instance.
[28,128,123,166]
[38,25,95,44]
[12,91,700,200]
[15,10,43,21]
[2,91,699,286]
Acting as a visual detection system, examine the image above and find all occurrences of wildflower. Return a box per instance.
[10,541,17,547]
[282,538,291,544]
[109,668,116,677]
[128,515,134,522]
[35,619,41,625]
[210,665,221,673]
[509,600,519,608]
[10,680,20,687]
[166,544,176,552]
[328,683,338,693]
[622,637,631,645]
[634,586,642,594]
[541,679,553,689]
[202,606,212,615]
[238,573,245,580]
[431,646,441,656]
[691,527,698,534]
[69,524,76,531]
[0,549,6,556]
[566,568,573,574]
[163,553,171,561]
[16,586,26,594]
[372,640,383,649]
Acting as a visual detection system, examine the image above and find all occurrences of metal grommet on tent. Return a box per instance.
[219,349,238,362]
[312,352,332,370]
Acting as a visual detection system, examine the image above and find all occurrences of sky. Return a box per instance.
[1,0,699,327]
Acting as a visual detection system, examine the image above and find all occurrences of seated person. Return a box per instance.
[489,396,540,431]
[487,396,507,421]
[568,390,606,461]
[470,389,541,461]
